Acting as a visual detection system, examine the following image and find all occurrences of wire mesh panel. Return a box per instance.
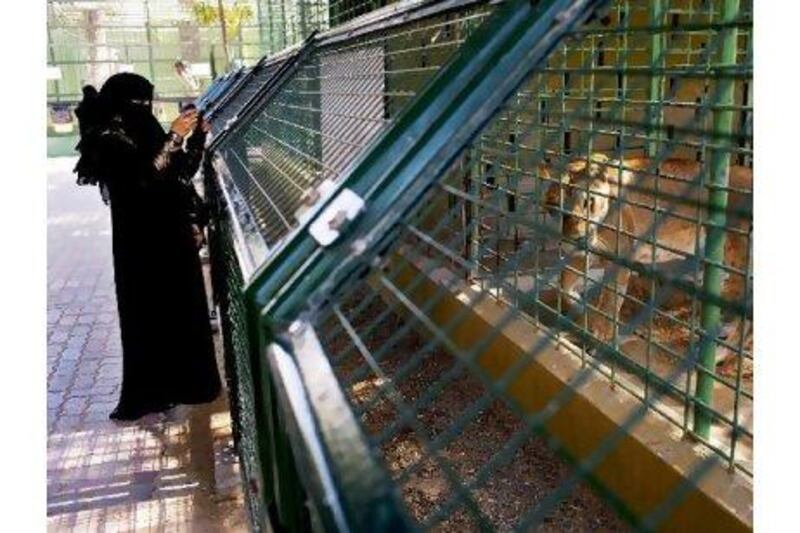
[255,1,401,50]
[317,285,633,529]
[206,195,268,529]
[213,0,497,261]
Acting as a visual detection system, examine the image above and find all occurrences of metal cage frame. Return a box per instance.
[200,0,753,530]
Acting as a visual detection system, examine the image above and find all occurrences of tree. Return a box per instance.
[190,1,254,70]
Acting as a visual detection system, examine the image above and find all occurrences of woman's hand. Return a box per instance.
[199,116,212,134]
[191,224,205,249]
[170,109,199,138]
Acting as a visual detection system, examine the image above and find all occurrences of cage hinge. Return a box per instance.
[308,188,365,247]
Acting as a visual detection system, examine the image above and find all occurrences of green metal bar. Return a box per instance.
[581,33,597,369]
[267,0,275,53]
[693,0,741,439]
[647,0,665,157]
[299,0,308,39]
[266,341,343,531]
[461,152,478,283]
[470,147,483,288]
[611,0,629,391]
[255,0,266,53]
[47,25,61,101]
[280,0,287,49]
[269,322,416,531]
[263,353,308,532]
[210,45,219,79]
[238,19,245,63]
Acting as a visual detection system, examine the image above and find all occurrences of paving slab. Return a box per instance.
[47,157,247,532]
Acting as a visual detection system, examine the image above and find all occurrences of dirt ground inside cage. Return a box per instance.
[320,292,628,531]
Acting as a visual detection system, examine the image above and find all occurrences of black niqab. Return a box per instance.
[100,73,164,156]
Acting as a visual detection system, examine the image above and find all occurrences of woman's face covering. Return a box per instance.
[128,99,152,110]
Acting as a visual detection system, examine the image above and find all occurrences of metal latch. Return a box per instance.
[308,188,365,246]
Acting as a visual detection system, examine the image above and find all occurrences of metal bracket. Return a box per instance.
[308,188,365,247]
[294,176,336,224]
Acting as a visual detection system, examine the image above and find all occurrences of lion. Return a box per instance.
[543,154,752,372]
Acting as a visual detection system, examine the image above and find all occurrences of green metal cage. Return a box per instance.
[201,0,753,530]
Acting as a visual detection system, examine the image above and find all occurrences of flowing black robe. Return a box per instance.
[95,119,221,418]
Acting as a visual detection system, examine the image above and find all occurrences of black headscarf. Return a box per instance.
[74,73,165,187]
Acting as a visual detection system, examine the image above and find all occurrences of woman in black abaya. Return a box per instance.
[74,73,221,420]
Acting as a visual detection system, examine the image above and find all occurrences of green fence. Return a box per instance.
[201,0,753,530]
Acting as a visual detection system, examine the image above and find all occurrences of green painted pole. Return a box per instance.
[693,0,741,439]
[255,0,266,54]
[647,0,665,157]
[144,0,156,83]
[299,0,308,39]
[266,0,275,54]
[467,148,481,284]
[280,0,287,49]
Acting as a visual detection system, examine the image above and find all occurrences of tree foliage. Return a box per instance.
[191,1,254,38]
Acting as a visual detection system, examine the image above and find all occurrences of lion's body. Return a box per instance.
[548,155,752,366]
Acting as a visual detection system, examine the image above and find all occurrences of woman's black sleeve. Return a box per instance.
[184,182,210,229]
[152,131,188,179]
[152,129,207,183]
[94,120,141,180]
[97,119,206,186]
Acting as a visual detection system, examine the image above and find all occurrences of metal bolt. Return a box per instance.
[301,187,321,206]
[351,238,368,256]
[327,209,349,231]
[288,320,305,336]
